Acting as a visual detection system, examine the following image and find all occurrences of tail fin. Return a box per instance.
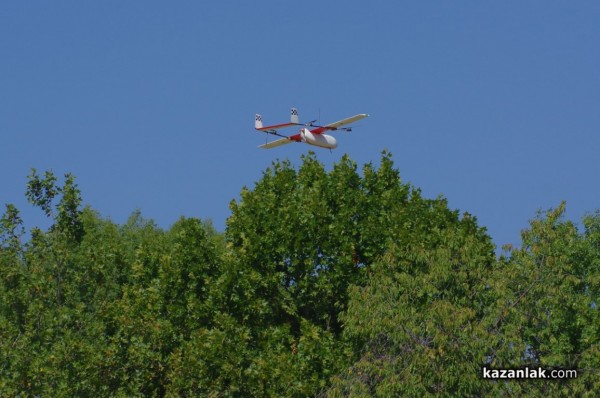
[255,114,263,129]
[290,108,299,124]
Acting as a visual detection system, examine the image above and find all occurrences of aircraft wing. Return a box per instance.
[259,137,294,149]
[325,114,369,129]
[310,114,369,134]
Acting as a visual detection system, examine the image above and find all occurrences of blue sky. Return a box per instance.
[2,1,599,249]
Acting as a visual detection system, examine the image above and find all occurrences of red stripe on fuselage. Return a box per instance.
[289,133,302,142]
[309,126,328,134]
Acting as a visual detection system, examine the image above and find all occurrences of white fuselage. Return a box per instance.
[300,128,337,149]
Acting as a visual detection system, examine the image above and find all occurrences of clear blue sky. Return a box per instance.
[2,1,599,249]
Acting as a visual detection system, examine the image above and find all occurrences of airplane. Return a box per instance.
[254,108,369,149]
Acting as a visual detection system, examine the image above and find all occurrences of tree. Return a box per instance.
[1,170,89,395]
[224,152,413,334]
[324,201,495,396]
[2,159,597,396]
[325,203,599,397]
[485,203,600,397]
[221,151,494,396]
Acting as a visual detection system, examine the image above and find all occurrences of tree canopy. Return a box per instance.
[1,153,597,396]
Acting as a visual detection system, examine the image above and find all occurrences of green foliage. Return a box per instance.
[1,156,598,396]
[324,203,599,397]
[225,151,414,335]
[0,204,24,252]
[1,172,223,396]
[483,203,600,397]
[25,169,58,218]
[325,201,495,397]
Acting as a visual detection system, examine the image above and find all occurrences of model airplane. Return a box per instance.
[254,108,369,149]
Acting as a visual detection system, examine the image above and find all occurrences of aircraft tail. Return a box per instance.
[255,114,263,129]
[290,108,299,124]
